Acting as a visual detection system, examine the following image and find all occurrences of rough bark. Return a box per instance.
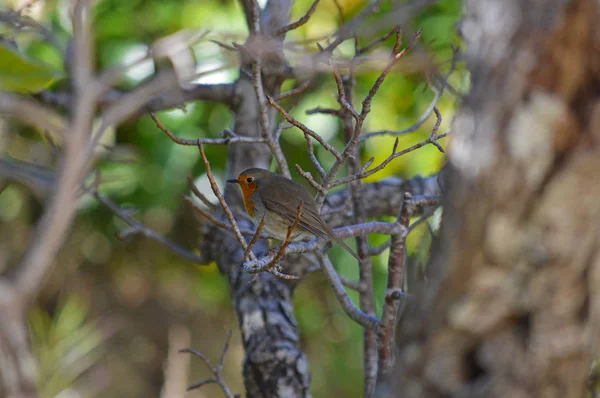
[393,0,600,397]
[209,1,314,396]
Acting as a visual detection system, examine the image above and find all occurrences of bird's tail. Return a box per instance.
[319,220,361,260]
[332,235,361,261]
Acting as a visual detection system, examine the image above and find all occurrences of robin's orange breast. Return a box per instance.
[241,191,255,218]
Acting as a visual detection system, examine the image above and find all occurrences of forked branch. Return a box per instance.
[180,330,236,398]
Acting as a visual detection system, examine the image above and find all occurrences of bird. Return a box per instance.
[227,168,360,260]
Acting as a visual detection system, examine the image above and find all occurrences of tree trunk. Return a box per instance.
[393,0,600,397]
[201,2,315,396]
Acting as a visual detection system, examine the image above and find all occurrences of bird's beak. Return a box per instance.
[227,179,239,184]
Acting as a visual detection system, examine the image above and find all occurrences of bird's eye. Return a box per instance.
[246,177,254,183]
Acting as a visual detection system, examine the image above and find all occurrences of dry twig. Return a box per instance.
[274,80,312,101]
[180,330,236,398]
[251,56,291,178]
[267,95,343,160]
[273,0,320,36]
[187,175,215,209]
[197,142,255,258]
[151,112,267,145]
[330,131,449,188]
[93,190,204,263]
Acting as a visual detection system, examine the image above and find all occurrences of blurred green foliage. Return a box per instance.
[0,0,464,396]
[0,43,63,91]
[30,294,109,397]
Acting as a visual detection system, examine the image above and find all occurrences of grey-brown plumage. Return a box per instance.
[229,168,360,260]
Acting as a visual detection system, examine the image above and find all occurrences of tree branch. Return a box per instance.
[338,67,378,395]
[0,92,66,140]
[180,330,236,398]
[93,190,204,264]
[150,112,267,145]
[37,82,236,113]
[377,192,411,380]
[273,0,320,36]
[14,0,95,306]
[319,254,379,328]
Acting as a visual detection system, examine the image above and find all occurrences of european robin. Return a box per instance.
[227,168,360,260]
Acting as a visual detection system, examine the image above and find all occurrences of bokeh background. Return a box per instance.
[0,0,463,396]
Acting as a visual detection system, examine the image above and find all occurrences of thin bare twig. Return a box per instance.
[360,86,440,142]
[94,191,204,263]
[267,95,343,160]
[197,142,254,258]
[303,132,326,179]
[150,112,266,145]
[330,64,359,120]
[329,131,449,188]
[314,29,423,208]
[180,330,235,398]
[274,97,302,141]
[428,107,445,152]
[209,39,238,52]
[274,0,320,36]
[362,29,423,119]
[356,25,399,55]
[392,26,403,57]
[187,176,215,209]
[360,46,459,142]
[295,164,326,193]
[251,56,291,178]
[274,80,311,101]
[305,107,340,116]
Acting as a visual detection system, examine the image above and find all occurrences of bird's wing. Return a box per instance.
[259,176,361,260]
[258,177,329,238]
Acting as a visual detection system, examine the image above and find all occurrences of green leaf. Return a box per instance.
[0,44,63,92]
